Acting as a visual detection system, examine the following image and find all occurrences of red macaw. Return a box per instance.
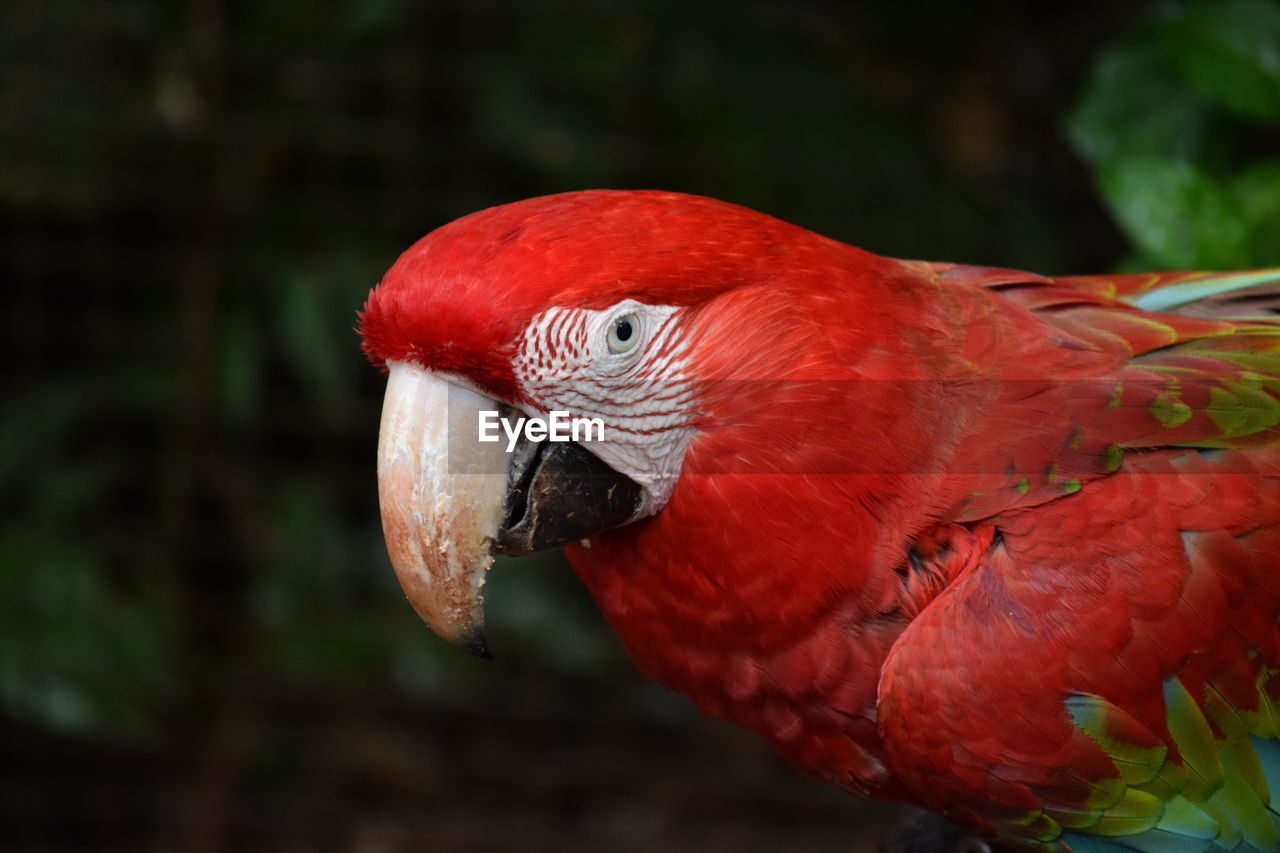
[359,190,1280,852]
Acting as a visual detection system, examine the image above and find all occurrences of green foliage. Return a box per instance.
[1071,0,1280,269]
[0,384,174,735]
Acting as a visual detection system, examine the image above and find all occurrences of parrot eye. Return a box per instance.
[607,312,641,354]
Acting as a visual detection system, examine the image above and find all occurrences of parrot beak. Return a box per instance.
[376,360,643,659]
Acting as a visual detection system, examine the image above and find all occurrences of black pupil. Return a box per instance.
[615,318,633,342]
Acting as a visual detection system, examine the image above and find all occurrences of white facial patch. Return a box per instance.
[513,299,698,515]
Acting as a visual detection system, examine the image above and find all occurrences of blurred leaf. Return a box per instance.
[0,383,174,737]
[1069,38,1208,165]
[1232,158,1280,264]
[1161,0,1280,122]
[279,269,349,420]
[255,479,407,683]
[219,305,262,427]
[1071,0,1280,269]
[342,0,405,35]
[0,532,172,736]
[1233,159,1280,222]
[1099,155,1250,268]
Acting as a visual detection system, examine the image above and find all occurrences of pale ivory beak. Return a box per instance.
[376,360,508,658]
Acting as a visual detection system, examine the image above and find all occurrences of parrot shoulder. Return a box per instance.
[921,263,1280,523]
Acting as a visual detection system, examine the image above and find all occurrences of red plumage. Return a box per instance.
[361,190,1280,850]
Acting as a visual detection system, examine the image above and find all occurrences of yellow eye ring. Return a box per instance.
[607,312,641,354]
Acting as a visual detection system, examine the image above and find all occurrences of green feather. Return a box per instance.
[1222,736,1271,804]
[1251,735,1280,814]
[1156,796,1219,840]
[1067,693,1168,786]
[1210,757,1280,849]
[1108,382,1126,409]
[1057,682,1280,852]
[1070,826,1216,853]
[1164,678,1226,800]
[1149,392,1194,428]
[1192,796,1240,848]
[1254,669,1280,739]
[1089,788,1163,836]
[1044,802,1105,831]
[1131,269,1280,312]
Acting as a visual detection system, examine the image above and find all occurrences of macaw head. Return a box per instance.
[359,190,906,658]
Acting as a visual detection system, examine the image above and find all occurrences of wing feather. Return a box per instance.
[878,265,1280,851]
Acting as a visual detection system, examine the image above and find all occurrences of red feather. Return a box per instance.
[361,191,1280,848]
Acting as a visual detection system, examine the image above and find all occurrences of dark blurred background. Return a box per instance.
[4,1,1279,850]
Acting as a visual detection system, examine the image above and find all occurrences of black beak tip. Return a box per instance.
[459,628,493,661]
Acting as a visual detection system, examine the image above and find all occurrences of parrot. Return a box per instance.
[358,189,1280,852]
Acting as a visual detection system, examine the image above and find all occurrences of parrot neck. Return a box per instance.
[564,472,983,801]
[557,255,1019,797]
